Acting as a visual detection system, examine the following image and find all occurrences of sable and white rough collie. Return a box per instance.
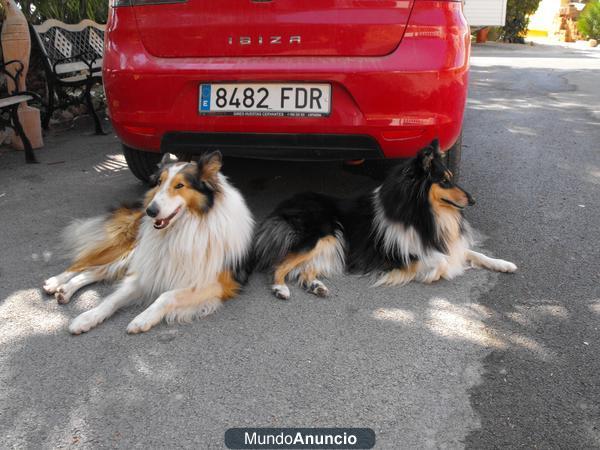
[43,151,254,334]
[253,140,517,300]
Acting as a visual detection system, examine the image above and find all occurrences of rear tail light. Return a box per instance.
[112,0,186,6]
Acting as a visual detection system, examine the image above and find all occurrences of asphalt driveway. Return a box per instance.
[1,42,599,449]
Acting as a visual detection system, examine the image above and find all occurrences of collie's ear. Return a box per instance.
[431,138,441,157]
[158,152,177,168]
[417,140,439,172]
[199,151,222,181]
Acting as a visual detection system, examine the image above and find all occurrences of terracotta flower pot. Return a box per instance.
[1,0,43,150]
[476,28,489,43]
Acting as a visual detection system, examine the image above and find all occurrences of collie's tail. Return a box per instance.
[62,205,142,261]
[62,216,109,260]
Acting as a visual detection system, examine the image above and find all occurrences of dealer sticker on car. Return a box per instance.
[199,83,331,117]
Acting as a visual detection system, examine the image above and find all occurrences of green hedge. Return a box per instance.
[578,0,600,40]
[19,0,108,25]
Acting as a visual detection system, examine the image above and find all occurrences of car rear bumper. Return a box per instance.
[161,132,383,160]
[104,1,470,159]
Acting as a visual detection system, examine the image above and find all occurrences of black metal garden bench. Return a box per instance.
[30,19,105,135]
[0,60,41,163]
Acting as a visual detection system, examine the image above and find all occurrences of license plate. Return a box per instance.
[199,83,331,117]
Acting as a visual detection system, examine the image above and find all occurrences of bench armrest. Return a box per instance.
[15,90,43,103]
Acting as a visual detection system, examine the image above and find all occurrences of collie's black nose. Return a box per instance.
[467,193,476,206]
[146,204,159,218]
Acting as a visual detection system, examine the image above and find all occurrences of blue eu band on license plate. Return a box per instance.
[200,84,212,112]
[198,83,331,117]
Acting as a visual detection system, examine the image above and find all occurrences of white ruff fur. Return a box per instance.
[131,173,254,301]
[372,188,427,266]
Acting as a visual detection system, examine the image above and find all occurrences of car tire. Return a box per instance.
[444,133,462,182]
[122,145,162,184]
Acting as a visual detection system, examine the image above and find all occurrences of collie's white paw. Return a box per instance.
[69,309,104,335]
[272,284,290,300]
[55,286,72,304]
[127,312,157,334]
[497,260,518,273]
[43,277,61,295]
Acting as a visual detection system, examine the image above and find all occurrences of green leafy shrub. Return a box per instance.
[500,0,543,43]
[578,0,600,40]
[19,0,108,24]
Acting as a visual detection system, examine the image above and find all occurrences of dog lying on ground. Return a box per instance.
[43,151,254,334]
[253,140,517,300]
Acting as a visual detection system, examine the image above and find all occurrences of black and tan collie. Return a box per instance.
[253,140,517,299]
[43,151,254,334]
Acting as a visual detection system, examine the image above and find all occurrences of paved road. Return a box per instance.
[0,43,598,449]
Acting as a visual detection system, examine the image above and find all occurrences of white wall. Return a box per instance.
[463,0,508,27]
[528,0,566,32]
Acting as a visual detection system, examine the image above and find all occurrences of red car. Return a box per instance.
[104,0,470,182]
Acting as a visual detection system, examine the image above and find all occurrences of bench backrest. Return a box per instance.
[32,19,105,75]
